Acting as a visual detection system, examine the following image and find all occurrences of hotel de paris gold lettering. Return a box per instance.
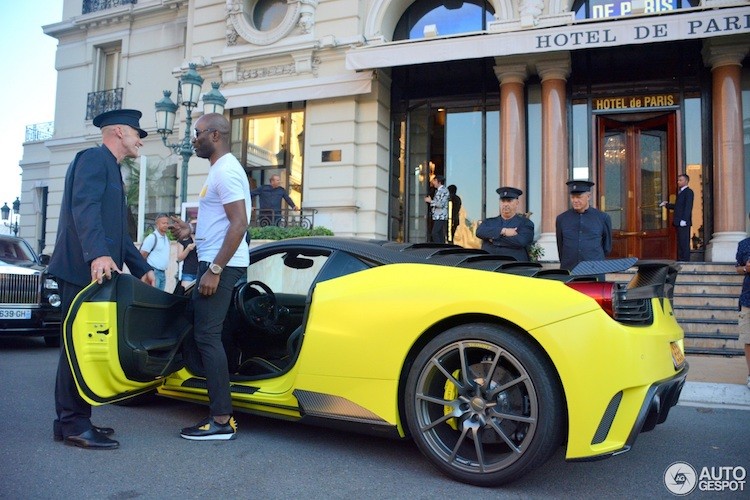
[593,94,678,111]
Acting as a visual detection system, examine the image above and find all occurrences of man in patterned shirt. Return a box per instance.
[424,175,449,243]
[734,211,750,390]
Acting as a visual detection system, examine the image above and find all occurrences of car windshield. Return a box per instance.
[0,239,35,264]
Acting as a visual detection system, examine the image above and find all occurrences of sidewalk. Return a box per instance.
[680,354,750,409]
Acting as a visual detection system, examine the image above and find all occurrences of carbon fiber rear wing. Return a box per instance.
[625,260,681,302]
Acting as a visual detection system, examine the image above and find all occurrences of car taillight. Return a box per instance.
[567,281,617,318]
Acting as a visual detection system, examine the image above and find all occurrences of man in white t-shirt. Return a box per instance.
[140,213,170,290]
[179,113,251,441]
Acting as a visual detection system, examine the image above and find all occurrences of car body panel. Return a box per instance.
[291,263,602,426]
[64,278,188,404]
[64,237,686,484]
[524,298,685,457]
[65,299,165,403]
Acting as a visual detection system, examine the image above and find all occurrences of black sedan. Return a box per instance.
[0,234,61,346]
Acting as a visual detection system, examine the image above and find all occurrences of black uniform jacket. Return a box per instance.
[49,146,151,286]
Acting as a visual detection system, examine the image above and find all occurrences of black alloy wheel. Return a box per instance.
[405,323,565,486]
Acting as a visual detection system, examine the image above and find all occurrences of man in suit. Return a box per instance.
[476,187,534,261]
[660,173,694,261]
[49,109,155,449]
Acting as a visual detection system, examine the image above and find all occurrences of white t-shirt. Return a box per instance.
[195,153,251,267]
[142,230,170,271]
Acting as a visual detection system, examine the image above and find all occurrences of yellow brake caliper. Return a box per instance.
[444,369,461,430]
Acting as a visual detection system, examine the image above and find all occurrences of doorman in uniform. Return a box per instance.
[49,109,155,449]
[556,180,612,271]
[476,187,534,261]
[660,173,694,262]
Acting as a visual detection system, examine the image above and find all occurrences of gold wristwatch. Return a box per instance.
[209,263,223,275]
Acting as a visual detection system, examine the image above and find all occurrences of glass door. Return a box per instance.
[406,104,431,243]
[392,101,500,243]
[598,114,676,259]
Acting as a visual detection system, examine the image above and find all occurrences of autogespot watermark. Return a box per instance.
[664,461,746,496]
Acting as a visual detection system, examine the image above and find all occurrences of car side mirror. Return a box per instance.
[39,254,51,265]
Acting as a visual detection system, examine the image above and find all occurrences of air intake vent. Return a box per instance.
[613,288,653,325]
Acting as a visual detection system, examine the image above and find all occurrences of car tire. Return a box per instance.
[404,323,564,486]
[44,335,60,348]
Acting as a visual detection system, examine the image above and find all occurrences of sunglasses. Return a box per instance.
[192,128,216,139]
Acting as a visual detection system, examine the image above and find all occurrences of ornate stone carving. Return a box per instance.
[226,19,239,46]
[226,0,319,46]
[297,0,318,34]
[237,63,297,81]
[519,0,544,27]
[236,57,320,82]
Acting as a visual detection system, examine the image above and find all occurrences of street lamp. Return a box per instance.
[1,197,20,236]
[155,64,227,203]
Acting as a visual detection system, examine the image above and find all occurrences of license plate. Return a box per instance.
[670,341,685,368]
[0,308,32,320]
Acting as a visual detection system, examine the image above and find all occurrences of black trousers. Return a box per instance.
[54,280,91,437]
[188,263,245,417]
[430,219,447,244]
[676,225,691,261]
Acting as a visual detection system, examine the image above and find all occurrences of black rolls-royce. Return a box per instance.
[0,234,61,346]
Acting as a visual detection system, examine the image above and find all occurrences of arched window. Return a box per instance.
[572,0,700,20]
[393,0,495,41]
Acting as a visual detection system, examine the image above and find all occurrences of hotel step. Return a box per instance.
[607,262,744,357]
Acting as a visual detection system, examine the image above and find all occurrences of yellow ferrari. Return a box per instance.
[64,237,687,486]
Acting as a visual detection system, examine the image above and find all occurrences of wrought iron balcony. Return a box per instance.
[251,208,317,229]
[86,88,123,120]
[25,122,54,142]
[83,0,137,15]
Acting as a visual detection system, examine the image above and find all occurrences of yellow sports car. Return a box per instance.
[64,238,687,486]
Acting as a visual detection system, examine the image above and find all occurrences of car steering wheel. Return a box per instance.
[236,280,279,329]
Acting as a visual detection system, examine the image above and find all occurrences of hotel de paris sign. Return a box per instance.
[346,6,750,70]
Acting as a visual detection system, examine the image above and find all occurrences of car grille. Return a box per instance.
[0,271,41,305]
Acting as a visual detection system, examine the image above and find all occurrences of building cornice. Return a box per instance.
[44,0,187,38]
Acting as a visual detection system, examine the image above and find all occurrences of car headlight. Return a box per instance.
[48,294,61,308]
[45,278,59,290]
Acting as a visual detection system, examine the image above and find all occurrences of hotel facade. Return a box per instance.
[20,0,750,262]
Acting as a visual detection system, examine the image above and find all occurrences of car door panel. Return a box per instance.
[65,273,190,404]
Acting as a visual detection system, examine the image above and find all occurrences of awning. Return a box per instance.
[224,71,374,108]
[346,6,750,71]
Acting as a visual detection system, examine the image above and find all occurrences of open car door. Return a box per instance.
[64,273,191,405]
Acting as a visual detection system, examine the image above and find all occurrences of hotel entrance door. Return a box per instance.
[598,113,677,259]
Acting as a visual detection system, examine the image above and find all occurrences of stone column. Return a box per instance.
[703,37,750,262]
[493,61,528,209]
[535,55,571,262]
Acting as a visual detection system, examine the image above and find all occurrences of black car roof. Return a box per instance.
[251,237,573,281]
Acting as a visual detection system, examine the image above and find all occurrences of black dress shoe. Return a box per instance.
[64,429,120,449]
[53,424,115,442]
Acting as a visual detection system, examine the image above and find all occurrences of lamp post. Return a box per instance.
[155,64,227,203]
[1,197,20,236]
